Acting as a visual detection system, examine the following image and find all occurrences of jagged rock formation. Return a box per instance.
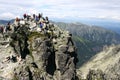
[0,17,78,80]
[77,45,120,80]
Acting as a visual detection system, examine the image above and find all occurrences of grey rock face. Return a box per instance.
[0,18,78,80]
[86,69,105,80]
[58,45,68,53]
[77,45,120,80]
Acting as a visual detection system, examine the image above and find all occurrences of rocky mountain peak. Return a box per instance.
[0,14,78,80]
[77,45,120,80]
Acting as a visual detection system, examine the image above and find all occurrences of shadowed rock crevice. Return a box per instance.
[27,67,33,80]
[21,37,30,59]
[10,26,30,59]
[46,51,56,75]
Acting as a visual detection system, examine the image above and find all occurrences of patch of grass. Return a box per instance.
[0,70,3,73]
[28,31,45,41]
[73,36,89,43]
[29,46,34,62]
[28,31,46,62]
[12,75,18,80]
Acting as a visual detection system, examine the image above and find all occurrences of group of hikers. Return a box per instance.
[0,13,50,35]
[15,13,50,32]
[0,21,11,34]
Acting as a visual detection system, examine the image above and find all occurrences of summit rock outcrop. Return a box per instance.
[0,14,78,80]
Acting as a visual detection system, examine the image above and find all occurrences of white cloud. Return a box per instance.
[0,0,120,21]
[111,16,120,20]
[0,12,20,20]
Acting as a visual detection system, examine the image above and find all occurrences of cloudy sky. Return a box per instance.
[0,0,120,20]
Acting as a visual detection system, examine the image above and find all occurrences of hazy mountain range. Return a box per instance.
[0,20,9,25]
[52,18,120,34]
[55,22,120,67]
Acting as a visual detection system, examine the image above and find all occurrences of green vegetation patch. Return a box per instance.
[28,31,45,41]
[73,36,89,43]
[28,31,46,61]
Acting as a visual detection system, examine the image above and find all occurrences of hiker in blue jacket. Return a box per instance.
[39,22,43,29]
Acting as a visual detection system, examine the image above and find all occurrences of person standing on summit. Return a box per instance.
[6,21,11,32]
[23,13,27,19]
[33,14,36,19]
[38,13,43,19]
[0,26,4,34]
[45,16,49,24]
[44,16,50,30]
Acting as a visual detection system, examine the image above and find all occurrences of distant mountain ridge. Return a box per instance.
[0,20,9,25]
[55,22,120,66]
[56,22,120,43]
[0,19,14,25]
[52,18,120,34]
